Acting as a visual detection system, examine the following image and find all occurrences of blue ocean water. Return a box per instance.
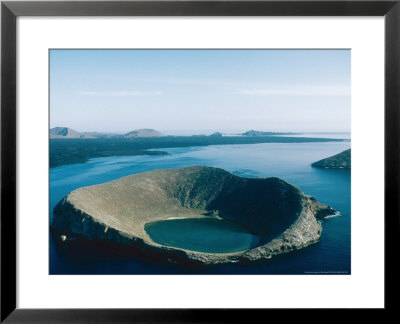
[49,140,351,274]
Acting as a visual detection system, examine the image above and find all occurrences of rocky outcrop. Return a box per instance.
[51,166,336,265]
[312,149,351,168]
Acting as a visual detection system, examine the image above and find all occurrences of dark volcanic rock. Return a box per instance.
[312,149,351,169]
[51,166,336,265]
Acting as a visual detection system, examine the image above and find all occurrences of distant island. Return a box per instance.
[50,127,95,139]
[50,127,302,139]
[51,166,336,265]
[312,149,351,168]
[50,127,165,139]
[124,129,165,138]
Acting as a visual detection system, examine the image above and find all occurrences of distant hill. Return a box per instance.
[124,129,165,138]
[312,149,351,168]
[50,127,95,139]
[50,127,165,139]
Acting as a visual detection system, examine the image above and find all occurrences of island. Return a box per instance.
[50,127,165,139]
[312,149,351,168]
[51,166,336,265]
[50,127,95,139]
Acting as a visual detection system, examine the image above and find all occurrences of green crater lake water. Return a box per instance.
[145,218,260,253]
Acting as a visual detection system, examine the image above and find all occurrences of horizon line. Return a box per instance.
[49,126,351,134]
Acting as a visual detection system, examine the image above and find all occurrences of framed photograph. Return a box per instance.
[1,0,398,321]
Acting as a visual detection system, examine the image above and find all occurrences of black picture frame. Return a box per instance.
[1,0,399,321]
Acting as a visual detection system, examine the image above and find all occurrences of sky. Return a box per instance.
[50,49,351,134]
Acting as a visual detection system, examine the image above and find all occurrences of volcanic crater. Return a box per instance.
[51,166,336,265]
